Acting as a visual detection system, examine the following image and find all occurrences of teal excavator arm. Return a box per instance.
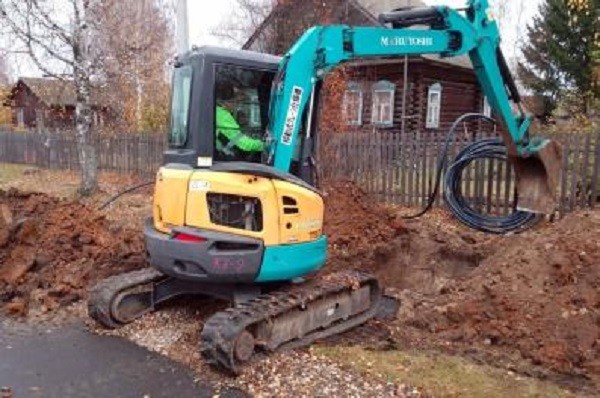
[267,0,562,214]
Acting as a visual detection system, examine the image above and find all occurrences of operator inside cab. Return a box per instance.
[214,79,265,163]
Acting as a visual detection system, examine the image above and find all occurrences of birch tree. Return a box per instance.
[0,55,8,86]
[0,1,174,193]
[0,0,100,195]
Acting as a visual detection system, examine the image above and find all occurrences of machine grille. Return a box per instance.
[207,193,263,232]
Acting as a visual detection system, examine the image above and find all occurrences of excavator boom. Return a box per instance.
[267,0,562,213]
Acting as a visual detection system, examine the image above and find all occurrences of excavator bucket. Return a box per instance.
[512,139,563,214]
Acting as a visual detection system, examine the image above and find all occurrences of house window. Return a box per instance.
[16,108,24,128]
[482,96,492,117]
[426,83,442,129]
[371,80,395,127]
[343,82,363,125]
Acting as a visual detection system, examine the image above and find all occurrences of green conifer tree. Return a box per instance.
[518,0,599,116]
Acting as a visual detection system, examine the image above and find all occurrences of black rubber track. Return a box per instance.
[88,267,166,329]
[200,270,381,374]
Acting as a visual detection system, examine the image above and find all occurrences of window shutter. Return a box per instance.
[482,96,492,117]
[426,83,442,129]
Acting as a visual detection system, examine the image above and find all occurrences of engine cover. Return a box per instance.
[148,165,327,283]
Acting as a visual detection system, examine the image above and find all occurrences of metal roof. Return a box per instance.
[11,77,107,107]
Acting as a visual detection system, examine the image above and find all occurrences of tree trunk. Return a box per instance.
[74,78,98,196]
[73,1,98,196]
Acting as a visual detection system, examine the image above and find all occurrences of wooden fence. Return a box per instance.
[0,132,166,177]
[1,129,598,214]
[320,129,599,215]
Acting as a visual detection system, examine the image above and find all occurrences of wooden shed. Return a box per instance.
[4,77,111,131]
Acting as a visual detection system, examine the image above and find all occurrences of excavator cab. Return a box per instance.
[165,46,280,168]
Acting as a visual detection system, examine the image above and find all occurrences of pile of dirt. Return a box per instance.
[320,180,599,389]
[0,189,146,317]
[321,180,493,294]
[322,180,405,266]
[2,179,598,391]
[396,209,600,386]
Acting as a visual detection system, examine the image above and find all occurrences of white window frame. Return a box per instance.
[482,96,492,117]
[16,108,24,128]
[343,82,363,126]
[371,80,395,128]
[426,83,442,129]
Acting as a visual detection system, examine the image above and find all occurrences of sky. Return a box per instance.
[188,0,237,47]
[189,0,543,60]
[5,0,543,80]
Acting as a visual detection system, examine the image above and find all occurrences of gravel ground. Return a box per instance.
[88,303,424,397]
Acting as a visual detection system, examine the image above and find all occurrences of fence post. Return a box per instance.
[558,134,570,215]
[591,131,599,209]
[580,133,592,209]
[568,134,582,211]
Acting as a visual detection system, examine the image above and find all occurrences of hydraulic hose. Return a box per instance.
[444,137,539,234]
[402,113,539,234]
[98,181,154,211]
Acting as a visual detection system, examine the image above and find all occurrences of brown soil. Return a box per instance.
[322,179,406,269]
[323,180,398,247]
[0,189,146,317]
[322,180,600,392]
[393,209,600,390]
[1,178,598,394]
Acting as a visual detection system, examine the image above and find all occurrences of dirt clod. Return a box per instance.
[0,204,12,248]
[0,246,37,284]
[0,189,146,317]
[3,297,27,316]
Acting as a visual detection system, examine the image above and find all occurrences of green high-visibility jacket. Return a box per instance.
[216,106,265,153]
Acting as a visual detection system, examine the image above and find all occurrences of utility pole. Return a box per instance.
[176,0,189,55]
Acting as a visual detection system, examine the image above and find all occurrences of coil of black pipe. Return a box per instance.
[403,113,540,234]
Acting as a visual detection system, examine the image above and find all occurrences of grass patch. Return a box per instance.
[0,163,28,185]
[314,345,573,398]
[0,163,82,198]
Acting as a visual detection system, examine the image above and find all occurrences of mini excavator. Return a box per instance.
[89,0,562,373]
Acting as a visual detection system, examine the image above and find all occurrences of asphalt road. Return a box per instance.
[0,321,245,398]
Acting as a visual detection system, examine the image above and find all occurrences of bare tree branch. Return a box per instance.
[0,1,75,69]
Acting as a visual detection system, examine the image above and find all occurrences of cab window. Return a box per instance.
[168,64,193,147]
[214,64,275,162]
